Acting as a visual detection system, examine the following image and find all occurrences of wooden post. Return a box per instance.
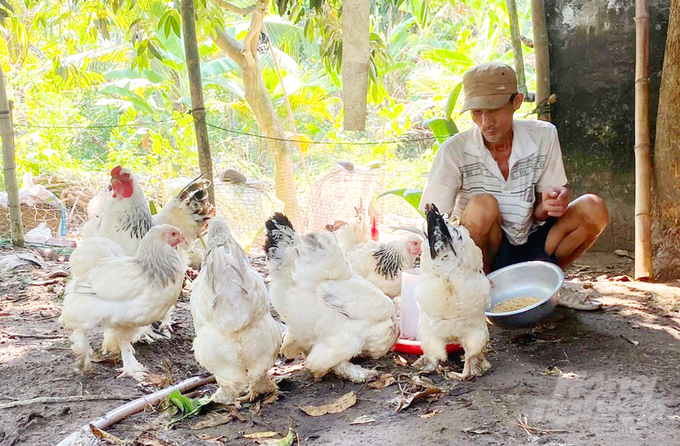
[634,0,653,280]
[0,64,24,247]
[342,0,370,131]
[181,0,215,204]
[506,0,528,97]
[531,0,551,121]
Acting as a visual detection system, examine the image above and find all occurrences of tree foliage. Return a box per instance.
[0,0,535,194]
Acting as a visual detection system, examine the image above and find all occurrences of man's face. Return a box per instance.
[470,94,523,144]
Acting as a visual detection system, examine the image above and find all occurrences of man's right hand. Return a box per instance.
[534,187,570,220]
[540,187,570,218]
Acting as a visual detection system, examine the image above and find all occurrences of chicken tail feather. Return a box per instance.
[425,203,454,259]
[174,173,215,218]
[264,213,295,258]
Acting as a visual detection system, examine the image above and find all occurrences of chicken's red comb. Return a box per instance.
[111,165,123,177]
[371,215,379,241]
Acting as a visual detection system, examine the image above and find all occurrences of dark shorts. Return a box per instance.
[491,218,559,272]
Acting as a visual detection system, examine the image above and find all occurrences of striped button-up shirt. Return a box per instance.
[420,119,568,246]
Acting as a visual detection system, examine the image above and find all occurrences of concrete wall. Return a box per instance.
[545,0,670,250]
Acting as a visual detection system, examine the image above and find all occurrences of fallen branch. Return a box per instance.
[0,394,140,409]
[1,330,66,339]
[56,375,216,446]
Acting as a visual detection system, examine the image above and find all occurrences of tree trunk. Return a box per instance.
[654,0,680,280]
[214,0,303,229]
[0,65,24,247]
[181,0,215,205]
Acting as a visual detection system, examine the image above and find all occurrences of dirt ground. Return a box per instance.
[1,247,680,446]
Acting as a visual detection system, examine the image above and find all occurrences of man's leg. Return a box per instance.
[461,194,503,273]
[545,194,609,268]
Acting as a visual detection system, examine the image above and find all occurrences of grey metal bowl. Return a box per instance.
[485,261,564,329]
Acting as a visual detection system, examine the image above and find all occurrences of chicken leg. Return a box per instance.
[447,332,490,380]
[116,331,148,381]
[70,329,93,372]
[237,375,278,404]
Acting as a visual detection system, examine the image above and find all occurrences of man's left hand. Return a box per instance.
[541,186,570,218]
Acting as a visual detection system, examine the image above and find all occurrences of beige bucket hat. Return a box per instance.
[461,61,519,112]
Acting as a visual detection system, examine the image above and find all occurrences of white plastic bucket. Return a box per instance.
[400,267,422,341]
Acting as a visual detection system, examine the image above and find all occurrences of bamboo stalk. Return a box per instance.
[0,64,24,247]
[181,0,215,205]
[531,0,550,121]
[506,0,528,97]
[634,0,653,280]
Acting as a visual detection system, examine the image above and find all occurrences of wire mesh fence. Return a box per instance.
[1,161,424,251]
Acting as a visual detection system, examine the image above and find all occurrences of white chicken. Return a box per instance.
[68,237,124,279]
[81,165,214,257]
[190,218,281,404]
[346,234,422,298]
[416,204,491,380]
[265,213,398,383]
[59,225,186,381]
[76,166,215,345]
[331,207,378,255]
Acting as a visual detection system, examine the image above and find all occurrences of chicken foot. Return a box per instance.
[117,337,148,381]
[447,353,490,381]
[331,361,380,383]
[237,375,278,404]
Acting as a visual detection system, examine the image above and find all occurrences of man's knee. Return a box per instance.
[574,194,608,234]
[462,194,501,230]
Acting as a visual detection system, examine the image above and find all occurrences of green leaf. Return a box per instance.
[147,42,162,60]
[0,0,14,13]
[201,57,239,77]
[422,49,475,69]
[168,390,196,414]
[377,188,424,215]
[100,85,154,114]
[272,428,295,446]
[166,390,210,426]
[445,82,463,120]
[170,12,181,37]
[425,118,458,144]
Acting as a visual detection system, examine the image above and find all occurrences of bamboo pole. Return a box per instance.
[181,0,215,205]
[531,0,550,121]
[506,0,528,97]
[0,64,24,247]
[634,0,653,280]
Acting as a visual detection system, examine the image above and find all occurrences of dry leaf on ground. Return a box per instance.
[462,427,490,435]
[367,373,396,389]
[350,415,376,425]
[270,362,306,376]
[135,434,172,446]
[243,431,280,439]
[191,410,240,430]
[540,365,579,379]
[300,391,357,416]
[89,424,124,444]
[419,409,441,419]
[396,387,442,412]
[196,434,225,444]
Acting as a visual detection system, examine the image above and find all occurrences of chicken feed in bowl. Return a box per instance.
[485,261,564,328]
